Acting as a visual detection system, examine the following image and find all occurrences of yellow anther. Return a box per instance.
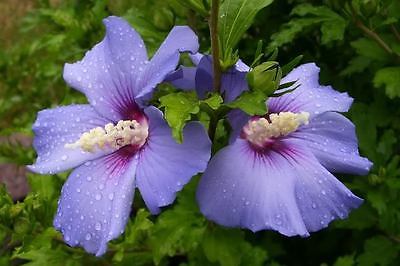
[65,120,148,152]
[244,112,309,146]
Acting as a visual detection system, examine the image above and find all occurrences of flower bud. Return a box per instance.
[361,0,379,18]
[246,61,282,95]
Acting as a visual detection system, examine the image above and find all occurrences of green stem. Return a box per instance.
[354,18,395,56]
[208,113,219,144]
[350,8,399,58]
[209,0,222,93]
[391,24,400,43]
[207,0,222,144]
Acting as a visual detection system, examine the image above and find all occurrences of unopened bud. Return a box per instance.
[246,61,282,95]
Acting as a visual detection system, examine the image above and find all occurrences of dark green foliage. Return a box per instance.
[1,0,400,265]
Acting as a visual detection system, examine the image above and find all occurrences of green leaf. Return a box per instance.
[357,236,399,266]
[340,56,371,76]
[159,91,200,142]
[110,209,154,263]
[373,67,400,98]
[0,185,13,225]
[219,0,274,65]
[351,38,390,62]
[269,4,347,48]
[174,0,208,16]
[150,178,206,264]
[27,174,60,200]
[227,90,267,115]
[291,4,347,44]
[13,228,81,266]
[334,254,355,266]
[202,227,268,266]
[122,209,153,245]
[201,93,223,110]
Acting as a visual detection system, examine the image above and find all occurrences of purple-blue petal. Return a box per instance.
[291,112,372,175]
[54,151,137,256]
[227,109,250,143]
[189,52,203,65]
[234,59,250,72]
[166,66,197,90]
[195,55,213,99]
[221,68,249,103]
[136,106,211,214]
[135,26,199,100]
[63,16,148,121]
[28,105,110,174]
[194,55,249,101]
[268,63,353,117]
[197,138,363,235]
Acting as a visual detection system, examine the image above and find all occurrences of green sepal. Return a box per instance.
[246,61,282,95]
[281,55,303,76]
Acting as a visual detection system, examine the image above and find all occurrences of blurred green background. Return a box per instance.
[0,0,400,265]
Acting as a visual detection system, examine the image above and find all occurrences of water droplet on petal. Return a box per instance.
[95,222,102,231]
[108,193,114,201]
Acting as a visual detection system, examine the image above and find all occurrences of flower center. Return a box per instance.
[65,120,148,152]
[242,111,309,148]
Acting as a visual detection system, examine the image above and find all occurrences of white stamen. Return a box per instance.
[65,120,148,152]
[244,111,309,147]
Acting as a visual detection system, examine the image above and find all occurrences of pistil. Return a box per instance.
[65,120,148,152]
[243,112,310,147]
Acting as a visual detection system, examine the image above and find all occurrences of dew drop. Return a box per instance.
[108,193,114,201]
[95,222,102,231]
[85,233,91,240]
